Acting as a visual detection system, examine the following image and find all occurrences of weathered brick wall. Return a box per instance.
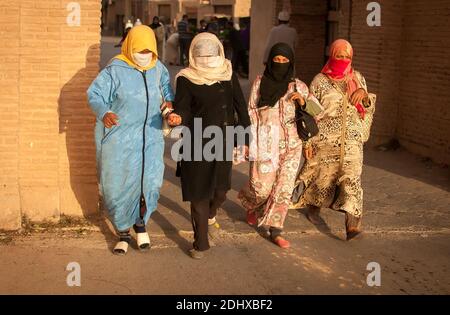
[396,0,450,164]
[0,1,21,230]
[0,0,100,230]
[343,0,450,163]
[343,0,405,146]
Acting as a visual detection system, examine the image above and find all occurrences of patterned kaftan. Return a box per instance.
[238,76,322,229]
[293,71,376,217]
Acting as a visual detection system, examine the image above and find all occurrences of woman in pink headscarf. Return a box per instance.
[292,39,376,240]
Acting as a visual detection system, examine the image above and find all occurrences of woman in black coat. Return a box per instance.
[168,32,250,259]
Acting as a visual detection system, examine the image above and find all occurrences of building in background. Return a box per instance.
[102,0,251,35]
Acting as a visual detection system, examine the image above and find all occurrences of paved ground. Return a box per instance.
[0,38,449,295]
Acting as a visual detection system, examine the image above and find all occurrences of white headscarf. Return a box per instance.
[176,32,233,86]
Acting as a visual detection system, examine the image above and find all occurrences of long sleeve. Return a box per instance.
[173,76,193,124]
[159,63,175,102]
[87,67,116,121]
[232,74,251,129]
[355,71,376,111]
[295,79,324,119]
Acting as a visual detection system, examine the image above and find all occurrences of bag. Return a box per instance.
[294,105,319,141]
[360,93,376,142]
[291,81,319,141]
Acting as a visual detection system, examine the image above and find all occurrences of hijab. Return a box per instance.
[114,25,158,71]
[175,32,233,86]
[150,16,162,30]
[321,39,360,97]
[258,43,294,108]
[321,39,364,118]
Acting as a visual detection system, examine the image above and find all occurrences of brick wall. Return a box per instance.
[0,0,101,230]
[344,0,405,145]
[0,1,21,230]
[396,0,450,164]
[342,0,450,163]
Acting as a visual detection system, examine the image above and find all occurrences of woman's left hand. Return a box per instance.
[350,88,368,105]
[290,92,305,107]
[161,101,173,111]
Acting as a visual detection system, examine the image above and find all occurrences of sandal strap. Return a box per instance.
[114,241,129,253]
[136,232,150,247]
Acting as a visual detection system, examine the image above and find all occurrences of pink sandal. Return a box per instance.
[247,211,257,226]
[272,236,290,249]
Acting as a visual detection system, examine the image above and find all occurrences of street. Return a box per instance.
[0,37,449,295]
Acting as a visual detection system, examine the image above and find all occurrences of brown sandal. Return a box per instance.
[345,212,363,241]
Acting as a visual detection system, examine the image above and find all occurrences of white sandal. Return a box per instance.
[136,232,150,251]
[113,241,129,256]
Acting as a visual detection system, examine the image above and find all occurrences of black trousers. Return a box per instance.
[232,49,248,74]
[190,189,227,251]
[179,38,191,65]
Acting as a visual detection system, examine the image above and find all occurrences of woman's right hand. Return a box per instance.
[167,113,182,126]
[103,112,119,129]
[304,146,313,160]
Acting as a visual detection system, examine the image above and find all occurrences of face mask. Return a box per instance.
[328,58,351,76]
[271,62,291,81]
[132,52,153,68]
[196,56,223,68]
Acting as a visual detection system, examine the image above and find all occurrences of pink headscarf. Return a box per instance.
[322,39,364,118]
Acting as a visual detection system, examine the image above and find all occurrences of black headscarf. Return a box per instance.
[150,16,162,30]
[258,43,295,108]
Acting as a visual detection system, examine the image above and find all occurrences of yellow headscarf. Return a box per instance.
[114,25,158,71]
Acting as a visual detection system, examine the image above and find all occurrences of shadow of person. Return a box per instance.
[151,211,192,256]
[58,44,116,249]
[296,207,341,241]
[158,194,191,222]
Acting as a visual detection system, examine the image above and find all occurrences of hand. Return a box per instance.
[161,101,173,111]
[167,113,182,126]
[290,92,305,107]
[103,112,119,129]
[243,145,249,160]
[304,146,313,160]
[234,145,249,164]
[350,88,368,106]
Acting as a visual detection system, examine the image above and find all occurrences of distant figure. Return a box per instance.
[240,22,250,76]
[177,14,193,66]
[165,32,179,65]
[150,16,166,61]
[263,11,298,64]
[206,16,220,37]
[199,19,208,33]
[228,21,246,76]
[115,20,133,47]
[134,18,142,27]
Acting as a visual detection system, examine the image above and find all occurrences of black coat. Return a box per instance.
[173,74,251,201]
